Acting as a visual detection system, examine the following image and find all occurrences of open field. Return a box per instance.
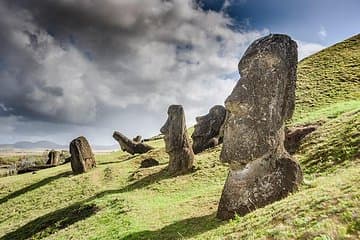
[0,34,359,240]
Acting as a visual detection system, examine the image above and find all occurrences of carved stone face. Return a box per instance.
[220,34,298,166]
[160,105,185,153]
[193,105,226,138]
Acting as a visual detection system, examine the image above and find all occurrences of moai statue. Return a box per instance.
[191,105,226,154]
[113,132,153,155]
[69,136,96,174]
[46,150,60,165]
[160,105,194,174]
[217,34,303,220]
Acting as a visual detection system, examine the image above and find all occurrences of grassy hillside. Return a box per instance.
[293,34,360,123]
[0,34,359,240]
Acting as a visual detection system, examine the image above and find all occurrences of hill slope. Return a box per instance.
[0,34,359,240]
[293,33,360,123]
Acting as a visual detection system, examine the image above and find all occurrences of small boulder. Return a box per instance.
[140,158,159,168]
[133,135,143,143]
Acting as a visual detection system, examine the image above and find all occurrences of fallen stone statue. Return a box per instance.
[113,131,153,155]
[70,136,96,174]
[191,105,226,154]
[217,34,303,220]
[160,105,194,174]
[285,124,319,154]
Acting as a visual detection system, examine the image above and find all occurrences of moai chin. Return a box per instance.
[191,105,226,154]
[160,105,194,174]
[69,136,96,174]
[217,34,303,220]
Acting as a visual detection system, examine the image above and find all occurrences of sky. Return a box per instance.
[0,0,359,145]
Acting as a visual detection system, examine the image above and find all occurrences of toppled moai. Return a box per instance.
[285,124,319,154]
[113,132,153,155]
[69,136,96,174]
[191,105,226,154]
[160,105,194,174]
[46,150,60,165]
[217,34,303,220]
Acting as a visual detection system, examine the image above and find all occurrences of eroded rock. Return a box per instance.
[217,34,303,220]
[70,136,96,174]
[46,150,60,165]
[160,105,194,174]
[191,105,226,154]
[113,132,153,155]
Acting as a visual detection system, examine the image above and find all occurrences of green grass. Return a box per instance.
[0,34,359,239]
[0,136,359,239]
[294,34,360,120]
[291,100,360,125]
[296,109,360,175]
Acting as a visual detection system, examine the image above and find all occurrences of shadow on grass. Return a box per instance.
[0,171,72,204]
[89,167,171,200]
[0,203,99,240]
[0,166,204,239]
[121,213,223,240]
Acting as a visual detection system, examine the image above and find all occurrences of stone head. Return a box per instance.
[160,105,186,153]
[228,34,298,125]
[193,105,226,137]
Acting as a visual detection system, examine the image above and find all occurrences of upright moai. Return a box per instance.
[217,34,303,220]
[46,150,60,165]
[160,105,194,174]
[113,132,153,155]
[191,105,226,154]
[69,136,96,174]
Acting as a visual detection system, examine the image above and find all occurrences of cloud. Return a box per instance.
[0,1,326,145]
[0,0,267,144]
[296,40,326,60]
[318,25,327,40]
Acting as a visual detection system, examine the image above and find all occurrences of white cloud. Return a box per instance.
[318,25,327,40]
[1,1,327,144]
[296,40,326,60]
[0,0,267,144]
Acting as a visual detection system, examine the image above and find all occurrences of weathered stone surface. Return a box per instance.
[46,150,60,165]
[217,34,303,220]
[160,105,194,174]
[217,154,302,220]
[285,124,319,154]
[191,105,226,154]
[133,135,142,143]
[113,132,153,155]
[69,136,96,174]
[140,158,159,168]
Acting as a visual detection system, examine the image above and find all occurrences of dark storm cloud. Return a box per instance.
[0,0,323,144]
